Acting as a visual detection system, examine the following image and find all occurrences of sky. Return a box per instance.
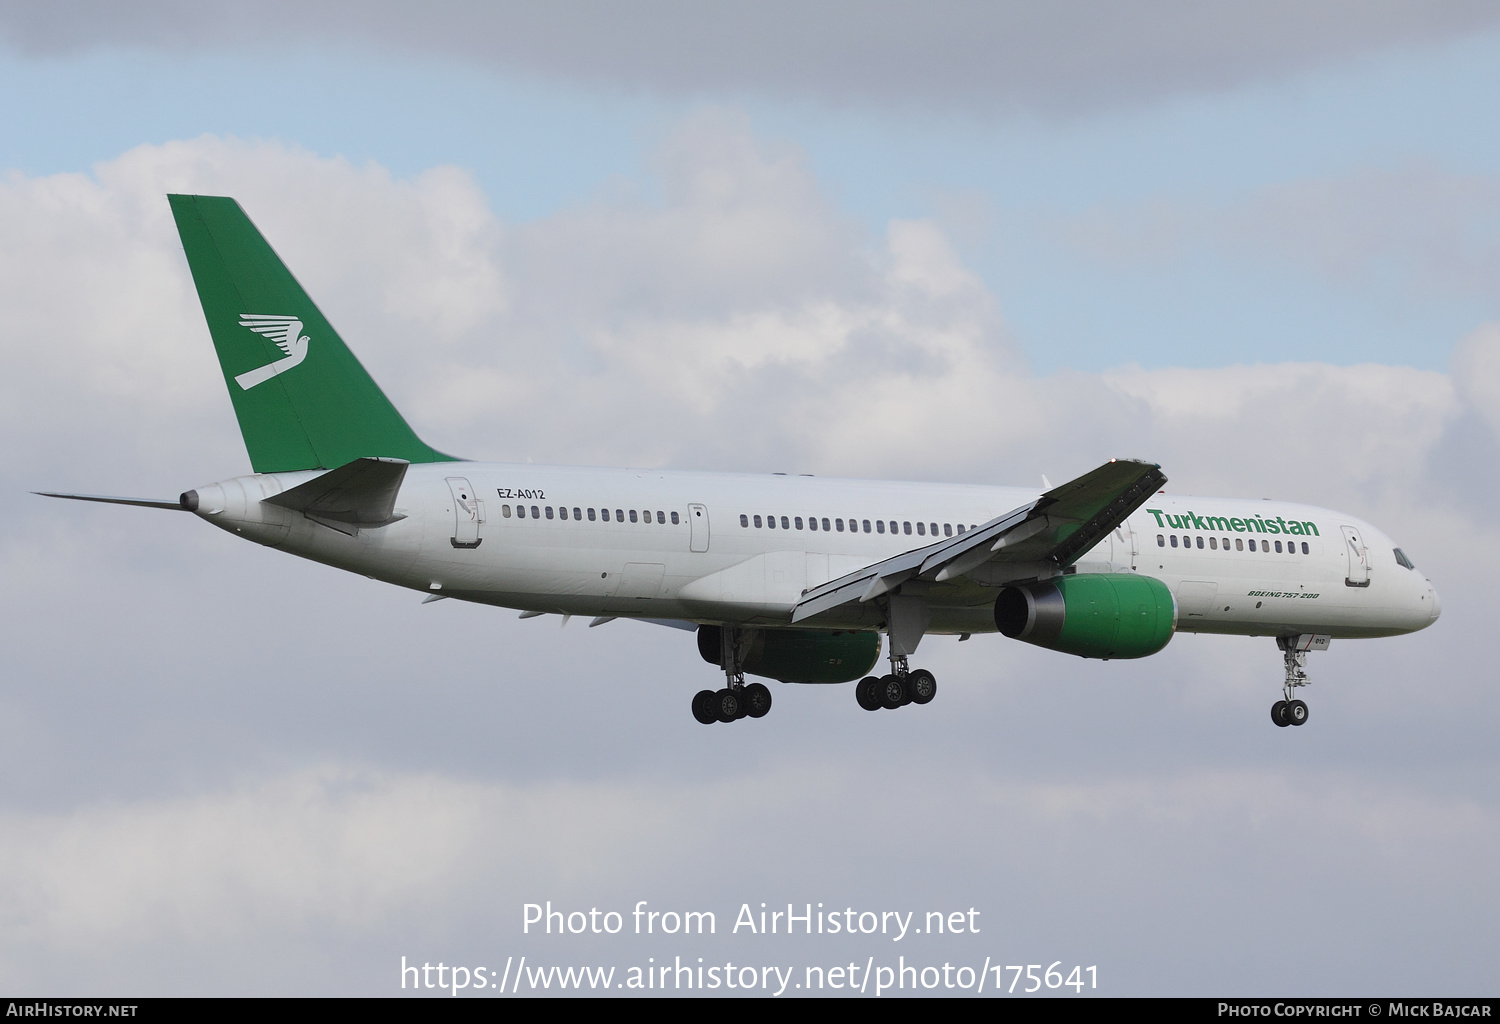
[1,1,1499,997]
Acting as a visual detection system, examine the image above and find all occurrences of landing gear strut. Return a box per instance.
[856,649,937,713]
[1271,637,1311,728]
[692,625,773,725]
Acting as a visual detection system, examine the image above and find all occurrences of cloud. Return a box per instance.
[3,122,1497,993]
[1064,166,1500,303]
[2,759,1495,992]
[3,1,1499,114]
[1451,322,1500,434]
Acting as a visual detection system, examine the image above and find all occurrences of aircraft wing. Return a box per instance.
[790,458,1166,623]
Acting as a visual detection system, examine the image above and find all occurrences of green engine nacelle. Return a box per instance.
[994,573,1176,660]
[697,625,881,684]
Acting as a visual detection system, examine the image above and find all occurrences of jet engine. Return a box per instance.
[994,573,1176,659]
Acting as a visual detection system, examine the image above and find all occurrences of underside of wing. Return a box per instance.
[791,458,1166,625]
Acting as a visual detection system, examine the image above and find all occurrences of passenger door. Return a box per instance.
[688,503,709,552]
[445,477,483,548]
[1340,525,1370,587]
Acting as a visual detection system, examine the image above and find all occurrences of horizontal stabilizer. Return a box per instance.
[35,492,186,510]
[263,457,409,529]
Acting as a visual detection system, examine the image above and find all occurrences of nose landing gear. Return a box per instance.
[1271,637,1312,727]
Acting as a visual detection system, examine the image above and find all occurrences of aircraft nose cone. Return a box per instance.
[1427,582,1441,624]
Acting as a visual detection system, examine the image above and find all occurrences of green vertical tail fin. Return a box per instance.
[168,194,457,473]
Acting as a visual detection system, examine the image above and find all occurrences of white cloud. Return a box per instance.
[3,120,1496,994]
[1450,322,1500,437]
[1,760,1495,991]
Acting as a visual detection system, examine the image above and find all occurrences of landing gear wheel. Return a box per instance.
[856,676,882,711]
[878,673,907,710]
[691,689,718,725]
[1271,700,1290,727]
[714,687,741,723]
[1286,699,1309,726]
[742,682,773,719]
[907,669,937,705]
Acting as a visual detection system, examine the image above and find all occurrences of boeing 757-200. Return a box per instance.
[39,195,1441,727]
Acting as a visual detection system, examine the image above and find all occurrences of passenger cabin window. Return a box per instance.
[1170,536,1178,548]
[629,510,638,523]
[944,524,952,537]
[657,511,665,524]
[754,515,762,528]
[822,518,830,532]
[588,508,596,521]
[557,507,567,520]
[740,514,749,527]
[502,504,512,518]
[575,508,582,520]
[781,516,790,530]
[671,511,680,524]
[795,517,804,530]
[1157,534,1165,547]
[863,520,871,533]
[1235,538,1242,550]
[1301,542,1309,554]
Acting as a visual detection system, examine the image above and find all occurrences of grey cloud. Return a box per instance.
[3,130,1496,993]
[3,1,1500,114]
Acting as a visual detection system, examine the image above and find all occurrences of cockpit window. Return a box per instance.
[1393,548,1416,570]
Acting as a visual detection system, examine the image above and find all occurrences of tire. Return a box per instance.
[1287,699,1309,726]
[715,687,741,723]
[1271,700,1290,727]
[743,682,773,719]
[691,689,718,725]
[908,669,937,705]
[879,673,907,710]
[855,676,882,711]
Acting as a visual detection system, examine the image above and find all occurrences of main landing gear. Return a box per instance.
[692,625,773,725]
[1271,637,1310,728]
[855,653,937,713]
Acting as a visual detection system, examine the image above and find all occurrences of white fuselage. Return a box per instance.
[187,462,1441,642]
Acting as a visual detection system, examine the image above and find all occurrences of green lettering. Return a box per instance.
[1147,509,1166,527]
[1266,519,1281,534]
[1205,516,1231,531]
[1301,521,1319,537]
[1229,518,1246,532]
[1287,521,1304,536]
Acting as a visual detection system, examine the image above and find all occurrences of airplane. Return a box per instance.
[38,195,1442,728]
